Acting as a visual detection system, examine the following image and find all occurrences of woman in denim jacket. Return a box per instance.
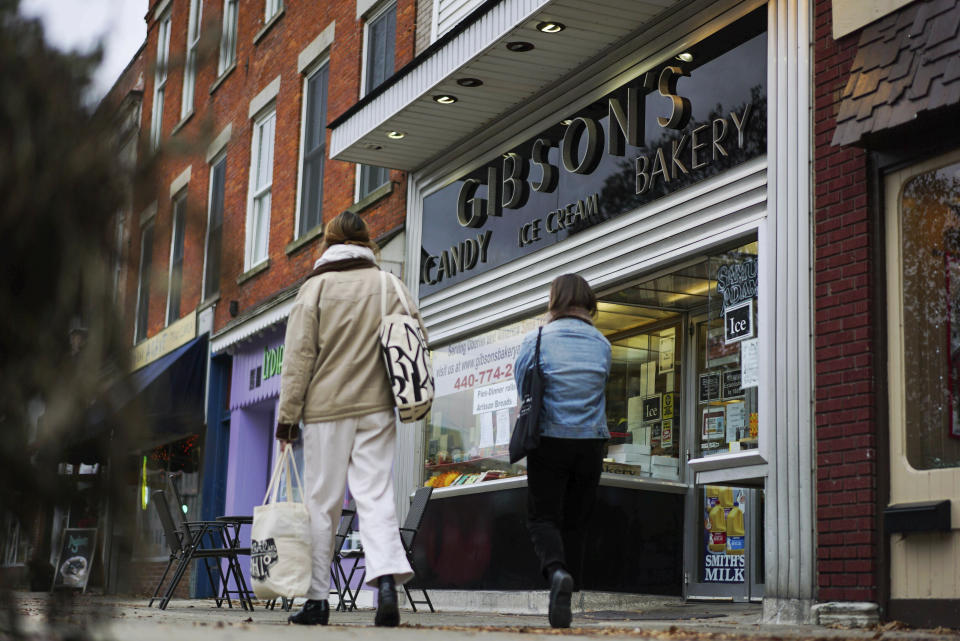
[513,274,611,628]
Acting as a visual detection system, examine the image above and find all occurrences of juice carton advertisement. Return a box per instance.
[703,486,746,583]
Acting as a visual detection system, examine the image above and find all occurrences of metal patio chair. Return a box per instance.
[343,486,435,612]
[149,489,253,611]
[330,499,359,611]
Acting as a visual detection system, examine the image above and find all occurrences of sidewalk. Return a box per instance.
[8,592,960,641]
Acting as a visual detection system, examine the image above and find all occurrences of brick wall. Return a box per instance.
[129,560,191,599]
[128,0,416,342]
[812,0,879,603]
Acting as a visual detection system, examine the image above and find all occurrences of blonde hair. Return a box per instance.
[318,211,379,256]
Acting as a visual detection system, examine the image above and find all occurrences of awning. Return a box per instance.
[327,0,685,171]
[73,336,208,460]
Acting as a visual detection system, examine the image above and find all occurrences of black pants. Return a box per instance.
[526,437,605,590]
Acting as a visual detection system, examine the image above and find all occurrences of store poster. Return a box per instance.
[702,408,725,440]
[52,528,97,592]
[740,338,760,388]
[659,330,675,374]
[698,372,721,403]
[703,487,746,583]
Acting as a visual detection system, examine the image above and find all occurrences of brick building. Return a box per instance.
[116,0,416,598]
[814,0,960,628]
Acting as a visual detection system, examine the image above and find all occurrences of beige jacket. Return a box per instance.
[277,264,427,424]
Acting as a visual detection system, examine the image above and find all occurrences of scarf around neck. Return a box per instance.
[310,244,377,277]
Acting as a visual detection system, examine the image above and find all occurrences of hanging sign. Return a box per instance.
[724,299,754,344]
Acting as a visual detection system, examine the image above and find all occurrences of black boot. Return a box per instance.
[548,568,574,628]
[374,575,399,627]
[288,599,329,625]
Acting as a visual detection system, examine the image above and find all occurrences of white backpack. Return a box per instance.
[379,271,434,422]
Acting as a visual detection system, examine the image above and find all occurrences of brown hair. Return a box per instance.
[318,211,380,256]
[548,273,597,319]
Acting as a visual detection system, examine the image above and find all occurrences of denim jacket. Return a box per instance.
[513,317,611,439]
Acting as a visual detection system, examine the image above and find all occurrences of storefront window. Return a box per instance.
[695,240,759,458]
[424,318,539,487]
[133,433,203,558]
[900,160,960,469]
[424,236,761,485]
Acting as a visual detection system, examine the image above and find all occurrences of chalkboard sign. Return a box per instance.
[698,372,722,403]
[52,528,97,592]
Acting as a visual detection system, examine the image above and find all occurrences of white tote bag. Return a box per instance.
[250,446,311,600]
[379,271,434,423]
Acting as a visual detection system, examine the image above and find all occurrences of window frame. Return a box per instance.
[202,153,227,301]
[181,0,203,118]
[218,0,238,76]
[355,0,396,201]
[134,220,156,344]
[295,59,330,239]
[150,11,172,150]
[166,192,187,326]
[265,0,282,22]
[245,107,277,270]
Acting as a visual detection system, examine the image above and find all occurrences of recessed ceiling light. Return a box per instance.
[386,131,405,139]
[433,94,458,104]
[362,142,383,150]
[456,77,484,87]
[560,119,573,125]
[536,21,565,33]
[676,52,694,62]
[506,41,535,52]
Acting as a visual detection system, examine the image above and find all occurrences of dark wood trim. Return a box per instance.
[866,149,891,614]
[887,599,960,629]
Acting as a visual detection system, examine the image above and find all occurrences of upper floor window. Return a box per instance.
[166,193,187,325]
[297,62,329,238]
[150,11,171,150]
[203,155,226,300]
[358,1,396,199]
[134,221,155,343]
[363,1,396,94]
[246,108,276,269]
[265,0,282,22]
[181,0,202,118]
[218,0,238,75]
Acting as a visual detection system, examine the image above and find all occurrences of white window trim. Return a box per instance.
[150,11,172,150]
[265,0,282,22]
[218,0,239,76]
[245,107,277,271]
[201,152,227,300]
[297,21,335,74]
[166,191,188,326]
[181,0,202,119]
[360,0,396,97]
[134,218,156,344]
[295,57,330,240]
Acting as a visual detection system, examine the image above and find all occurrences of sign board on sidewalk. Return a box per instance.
[52,528,97,593]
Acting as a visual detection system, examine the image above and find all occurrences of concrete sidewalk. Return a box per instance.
[8,592,960,641]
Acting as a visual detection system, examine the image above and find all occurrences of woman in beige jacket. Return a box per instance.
[275,211,426,627]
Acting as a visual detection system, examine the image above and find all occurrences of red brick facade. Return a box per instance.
[128,0,416,342]
[118,0,416,598]
[812,0,879,603]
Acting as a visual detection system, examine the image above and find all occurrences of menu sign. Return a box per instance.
[52,528,97,592]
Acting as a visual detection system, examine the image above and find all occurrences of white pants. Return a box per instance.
[301,409,413,600]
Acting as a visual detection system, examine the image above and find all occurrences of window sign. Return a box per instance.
[724,299,754,344]
[702,487,747,583]
[419,11,767,295]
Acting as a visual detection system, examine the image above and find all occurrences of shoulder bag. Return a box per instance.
[509,327,543,463]
[379,271,435,423]
[250,446,311,600]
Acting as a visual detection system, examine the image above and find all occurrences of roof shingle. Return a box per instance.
[832,0,960,146]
